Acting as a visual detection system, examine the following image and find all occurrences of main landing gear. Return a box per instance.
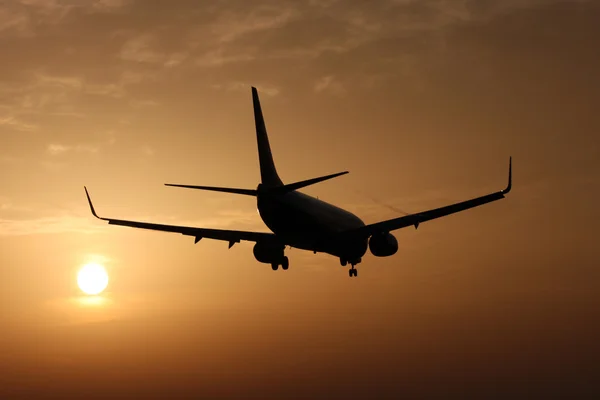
[348,265,358,277]
[343,257,360,277]
[271,256,289,271]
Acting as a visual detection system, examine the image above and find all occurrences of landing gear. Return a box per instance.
[271,256,289,271]
[348,265,358,277]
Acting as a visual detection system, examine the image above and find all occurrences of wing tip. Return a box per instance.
[502,156,512,194]
[84,186,101,219]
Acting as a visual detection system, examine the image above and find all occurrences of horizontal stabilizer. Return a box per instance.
[165,171,348,196]
[276,171,349,193]
[164,184,257,196]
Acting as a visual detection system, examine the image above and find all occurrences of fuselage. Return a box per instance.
[257,190,368,262]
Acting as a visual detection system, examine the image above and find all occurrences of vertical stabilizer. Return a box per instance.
[252,87,283,187]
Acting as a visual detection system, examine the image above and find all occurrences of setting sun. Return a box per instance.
[77,263,109,295]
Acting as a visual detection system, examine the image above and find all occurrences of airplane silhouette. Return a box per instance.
[85,87,512,277]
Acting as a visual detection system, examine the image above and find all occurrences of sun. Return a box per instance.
[77,263,109,295]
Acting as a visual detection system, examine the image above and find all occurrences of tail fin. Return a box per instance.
[252,87,283,187]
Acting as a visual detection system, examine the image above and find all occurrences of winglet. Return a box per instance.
[502,157,512,194]
[84,186,101,219]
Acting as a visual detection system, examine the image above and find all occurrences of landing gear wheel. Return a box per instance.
[348,267,358,277]
[281,256,289,270]
[271,263,279,271]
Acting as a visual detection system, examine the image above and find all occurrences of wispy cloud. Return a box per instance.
[0,0,131,37]
[91,0,133,12]
[195,49,256,67]
[119,33,165,63]
[141,145,155,156]
[119,32,190,68]
[47,144,70,156]
[314,75,346,95]
[0,155,22,165]
[0,69,160,134]
[128,99,159,109]
[0,214,101,236]
[0,6,30,36]
[211,81,280,97]
[47,143,99,156]
[210,5,300,43]
[34,72,83,90]
[0,114,37,131]
[0,196,32,213]
[0,206,266,237]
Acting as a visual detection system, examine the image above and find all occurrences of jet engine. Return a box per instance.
[369,232,398,257]
[253,242,284,264]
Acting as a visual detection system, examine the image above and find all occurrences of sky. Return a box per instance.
[1,0,599,398]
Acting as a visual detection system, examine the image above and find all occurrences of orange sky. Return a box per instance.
[1,0,599,398]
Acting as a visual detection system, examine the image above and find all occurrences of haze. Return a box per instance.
[1,0,599,398]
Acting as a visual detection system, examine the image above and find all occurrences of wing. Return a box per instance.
[84,187,277,247]
[342,157,512,239]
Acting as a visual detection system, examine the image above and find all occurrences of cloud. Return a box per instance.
[47,144,70,156]
[0,196,32,213]
[0,6,30,36]
[47,143,99,156]
[118,32,190,68]
[91,0,133,12]
[0,214,101,236]
[210,5,300,43]
[119,33,165,63]
[0,155,22,165]
[0,114,37,131]
[0,68,161,135]
[314,75,346,95]
[34,73,83,90]
[211,81,280,97]
[0,207,266,237]
[141,145,155,156]
[164,52,188,68]
[128,99,159,109]
[0,0,122,37]
[195,49,256,67]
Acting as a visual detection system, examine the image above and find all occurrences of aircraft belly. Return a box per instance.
[257,193,368,259]
[259,197,332,244]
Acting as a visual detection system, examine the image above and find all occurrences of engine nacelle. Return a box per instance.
[369,232,398,257]
[253,242,284,264]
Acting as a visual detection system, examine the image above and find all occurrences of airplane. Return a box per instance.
[84,86,512,277]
